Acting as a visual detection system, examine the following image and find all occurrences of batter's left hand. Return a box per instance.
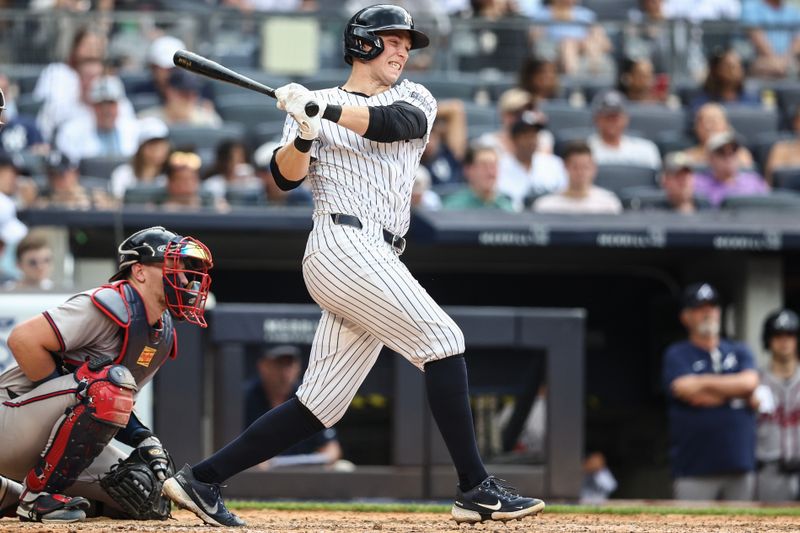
[275,83,326,140]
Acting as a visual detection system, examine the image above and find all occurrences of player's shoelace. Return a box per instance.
[483,477,520,499]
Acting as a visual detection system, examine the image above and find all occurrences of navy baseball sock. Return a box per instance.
[424,355,488,492]
[192,397,324,484]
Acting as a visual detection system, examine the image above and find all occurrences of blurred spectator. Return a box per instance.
[742,0,800,78]
[138,69,222,127]
[530,0,613,76]
[162,150,228,212]
[587,90,662,169]
[6,232,54,291]
[662,0,741,21]
[244,345,343,469]
[497,110,567,210]
[420,100,467,186]
[130,35,186,104]
[617,56,669,104]
[37,57,104,142]
[765,106,800,183]
[202,139,260,200]
[694,131,769,207]
[0,73,47,154]
[663,283,758,501]
[478,88,555,155]
[532,140,622,214]
[252,142,313,206]
[658,152,705,213]
[225,0,316,11]
[411,166,442,210]
[628,0,665,23]
[460,1,532,73]
[55,76,140,162]
[36,150,116,210]
[443,144,513,210]
[755,309,800,502]
[0,193,27,285]
[518,57,561,104]
[0,152,37,209]
[683,103,755,169]
[109,117,170,199]
[690,48,760,110]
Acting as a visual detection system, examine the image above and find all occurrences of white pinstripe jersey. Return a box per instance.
[279,79,437,236]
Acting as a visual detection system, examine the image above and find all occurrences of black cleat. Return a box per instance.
[162,464,245,527]
[451,476,545,523]
[16,491,89,523]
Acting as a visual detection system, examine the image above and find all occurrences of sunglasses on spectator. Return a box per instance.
[168,151,202,170]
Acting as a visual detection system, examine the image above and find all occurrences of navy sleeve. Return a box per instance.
[662,344,692,397]
[114,411,153,447]
[364,101,428,142]
[269,147,306,191]
[735,343,756,371]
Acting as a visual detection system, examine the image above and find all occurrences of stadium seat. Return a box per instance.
[619,186,712,211]
[586,0,638,20]
[627,104,687,140]
[301,70,350,91]
[226,185,266,207]
[210,72,290,100]
[721,191,800,211]
[540,101,593,133]
[129,93,161,113]
[773,85,800,128]
[78,155,129,180]
[748,131,794,173]
[553,127,595,156]
[15,93,43,117]
[724,105,779,143]
[124,184,166,205]
[217,100,287,130]
[771,167,800,192]
[655,132,695,158]
[79,176,112,192]
[594,164,658,194]
[169,123,245,166]
[463,102,498,129]
[119,72,150,93]
[249,120,288,150]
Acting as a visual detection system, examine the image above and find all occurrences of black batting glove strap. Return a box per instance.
[293,136,313,153]
[322,104,342,123]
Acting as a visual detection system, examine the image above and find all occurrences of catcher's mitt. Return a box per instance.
[100,444,175,520]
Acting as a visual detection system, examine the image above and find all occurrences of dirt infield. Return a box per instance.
[1,509,799,532]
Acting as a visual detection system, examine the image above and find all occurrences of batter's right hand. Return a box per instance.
[275,83,322,140]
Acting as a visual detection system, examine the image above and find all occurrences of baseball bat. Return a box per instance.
[172,49,319,117]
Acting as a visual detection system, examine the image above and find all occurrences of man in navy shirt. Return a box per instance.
[663,282,759,500]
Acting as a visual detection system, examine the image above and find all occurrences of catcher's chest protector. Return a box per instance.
[91,282,176,387]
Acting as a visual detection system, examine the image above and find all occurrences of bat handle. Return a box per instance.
[305,101,320,117]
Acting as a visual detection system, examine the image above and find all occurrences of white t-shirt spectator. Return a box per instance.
[498,152,567,210]
[587,133,662,170]
[532,186,622,214]
[663,0,741,21]
[55,116,139,163]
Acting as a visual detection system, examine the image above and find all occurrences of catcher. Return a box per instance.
[0,226,213,523]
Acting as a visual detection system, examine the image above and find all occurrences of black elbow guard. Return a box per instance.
[364,101,427,142]
[269,149,306,191]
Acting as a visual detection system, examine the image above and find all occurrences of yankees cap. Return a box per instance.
[682,282,720,309]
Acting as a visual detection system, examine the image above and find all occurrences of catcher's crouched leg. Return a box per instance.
[100,440,175,520]
[20,361,136,522]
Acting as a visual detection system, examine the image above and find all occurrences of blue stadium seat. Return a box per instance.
[627,104,687,140]
[129,93,161,113]
[595,164,658,194]
[586,0,638,20]
[249,120,288,150]
[78,156,129,180]
[771,167,800,192]
[724,105,779,143]
[463,102,498,129]
[540,101,593,133]
[210,72,290,99]
[168,123,245,165]
[748,131,794,174]
[124,184,166,205]
[226,185,266,207]
[217,100,287,129]
[721,190,800,211]
[14,93,42,117]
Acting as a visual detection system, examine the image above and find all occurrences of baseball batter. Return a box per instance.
[756,309,800,501]
[163,4,544,527]
[0,226,213,523]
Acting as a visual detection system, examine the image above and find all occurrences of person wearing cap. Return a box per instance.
[0,73,47,155]
[662,282,759,500]
[420,99,467,186]
[693,131,769,207]
[496,109,567,210]
[55,75,140,163]
[252,141,313,206]
[477,87,555,157]
[138,69,222,127]
[0,151,38,209]
[109,116,171,200]
[443,143,513,211]
[657,151,707,214]
[754,309,800,501]
[243,344,343,469]
[682,104,754,170]
[587,90,661,170]
[532,140,622,214]
[0,192,27,286]
[36,150,116,211]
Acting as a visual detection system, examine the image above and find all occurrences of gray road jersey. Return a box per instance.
[757,366,800,462]
[280,79,437,236]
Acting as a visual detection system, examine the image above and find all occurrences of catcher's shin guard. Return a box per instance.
[25,361,136,494]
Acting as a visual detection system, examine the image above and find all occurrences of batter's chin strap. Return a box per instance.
[24,359,137,495]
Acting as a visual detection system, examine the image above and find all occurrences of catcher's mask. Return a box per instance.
[110,226,213,327]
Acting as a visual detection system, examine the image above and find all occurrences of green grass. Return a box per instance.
[228,501,800,517]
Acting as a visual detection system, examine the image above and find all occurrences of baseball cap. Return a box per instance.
[663,152,693,173]
[167,69,201,93]
[90,76,126,104]
[253,142,279,171]
[0,193,27,246]
[147,35,186,69]
[706,130,739,153]
[137,117,169,146]
[498,88,533,114]
[682,282,720,309]
[591,90,627,115]
[261,345,302,361]
[510,110,547,136]
[45,150,78,174]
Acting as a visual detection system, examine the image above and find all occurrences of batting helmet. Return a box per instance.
[343,4,429,65]
[109,226,214,327]
[762,308,800,350]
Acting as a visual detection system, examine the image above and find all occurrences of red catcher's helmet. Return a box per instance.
[110,226,214,327]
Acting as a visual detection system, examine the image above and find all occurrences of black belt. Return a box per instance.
[330,213,406,254]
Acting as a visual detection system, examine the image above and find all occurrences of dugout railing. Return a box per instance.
[157,304,586,500]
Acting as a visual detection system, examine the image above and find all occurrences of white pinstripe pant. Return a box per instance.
[298,214,465,427]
